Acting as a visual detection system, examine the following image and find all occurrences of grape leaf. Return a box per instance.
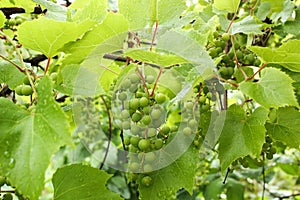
[0,61,24,89]
[249,40,300,72]
[283,7,300,37]
[239,68,298,108]
[119,0,186,30]
[32,0,67,21]
[0,12,5,28]
[0,76,72,200]
[53,164,122,200]
[0,0,35,13]
[266,107,300,148]
[229,16,265,35]
[218,105,268,171]
[213,0,241,13]
[62,12,128,65]
[71,0,107,22]
[18,17,89,57]
[138,147,198,200]
[124,49,188,67]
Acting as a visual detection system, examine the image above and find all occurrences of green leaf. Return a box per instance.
[213,0,241,13]
[124,49,188,67]
[0,0,35,13]
[138,147,198,200]
[119,0,186,30]
[0,12,5,28]
[266,107,300,148]
[204,178,225,200]
[218,105,268,171]
[71,0,107,22]
[277,163,300,175]
[18,18,88,57]
[239,68,298,108]
[249,40,300,72]
[226,179,245,200]
[229,16,265,35]
[53,164,122,200]
[32,0,67,21]
[62,12,128,65]
[283,7,300,37]
[0,61,24,89]
[0,76,72,200]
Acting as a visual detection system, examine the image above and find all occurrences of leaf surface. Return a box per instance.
[213,0,240,13]
[0,61,24,89]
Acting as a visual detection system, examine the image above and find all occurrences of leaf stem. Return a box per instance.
[0,54,25,72]
[150,20,158,51]
[222,167,231,184]
[247,63,268,80]
[150,66,163,96]
[225,12,237,33]
[44,57,51,75]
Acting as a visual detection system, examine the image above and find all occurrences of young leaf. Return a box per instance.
[266,107,300,148]
[0,61,24,89]
[138,147,198,200]
[0,76,72,200]
[18,18,88,57]
[213,0,241,13]
[124,49,188,67]
[249,40,300,72]
[239,68,299,108]
[71,0,107,22]
[218,105,268,171]
[53,164,122,200]
[229,16,265,35]
[0,12,5,28]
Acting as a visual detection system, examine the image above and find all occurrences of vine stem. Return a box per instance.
[247,63,268,80]
[99,95,113,170]
[230,36,248,80]
[214,75,238,88]
[150,66,163,97]
[225,12,237,33]
[222,167,231,184]
[262,153,266,200]
[44,57,51,75]
[135,65,151,97]
[0,54,24,72]
[150,20,158,51]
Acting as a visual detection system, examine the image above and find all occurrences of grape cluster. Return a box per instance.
[3,17,25,30]
[14,76,34,96]
[262,135,276,160]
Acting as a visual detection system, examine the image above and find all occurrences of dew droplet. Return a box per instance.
[8,158,15,168]
[4,151,10,158]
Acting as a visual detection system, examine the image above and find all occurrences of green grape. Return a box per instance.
[124,137,130,145]
[193,140,200,147]
[227,67,234,76]
[188,119,198,129]
[3,193,13,200]
[183,127,192,136]
[265,136,272,143]
[240,158,249,168]
[22,85,33,96]
[213,31,219,38]
[118,92,127,101]
[50,72,58,82]
[122,79,131,89]
[147,128,156,137]
[131,124,141,135]
[143,164,153,173]
[269,147,276,154]
[129,73,140,83]
[16,18,23,25]
[150,109,162,120]
[155,93,166,104]
[146,75,155,84]
[245,54,255,65]
[138,139,150,151]
[7,19,16,26]
[23,76,32,85]
[15,85,23,95]
[206,92,212,99]
[129,162,140,171]
[143,106,151,115]
[122,121,131,130]
[129,84,138,93]
[199,96,206,104]
[139,97,149,107]
[145,152,156,162]
[154,139,163,149]
[235,50,243,60]
[222,33,230,41]
[215,41,226,49]
[130,137,140,147]
[132,112,142,122]
[201,104,210,112]
[160,125,170,135]
[185,101,194,110]
[215,47,223,54]
[129,99,140,110]
[121,110,130,119]
[266,152,273,160]
[219,66,228,77]
[141,176,152,186]
[253,59,261,66]
[142,115,152,125]
[209,48,218,58]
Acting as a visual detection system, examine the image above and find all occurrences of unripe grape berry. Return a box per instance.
[129,99,140,110]
[131,124,141,135]
[150,109,162,120]
[118,92,127,101]
[183,127,192,136]
[266,152,273,160]
[143,164,153,172]
[3,193,13,200]
[129,73,140,83]
[142,115,151,125]
[154,139,163,149]
[188,119,198,129]
[235,50,243,60]
[141,176,152,186]
[143,106,151,115]
[145,152,156,162]
[215,41,226,49]
[146,75,155,84]
[122,79,131,89]
[185,101,194,110]
[122,121,131,130]
[129,162,140,171]
[269,147,276,154]
[199,96,206,104]
[138,139,150,151]
[139,97,149,107]
[23,76,32,85]
[121,110,130,119]
[147,128,156,137]
[132,112,142,122]
[155,93,166,104]
[160,125,170,135]
[222,33,230,41]
[124,137,130,145]
[22,85,33,96]
[201,104,210,112]
[130,137,140,147]
[15,85,23,95]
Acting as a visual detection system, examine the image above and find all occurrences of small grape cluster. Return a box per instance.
[3,17,25,30]
[15,76,34,96]
[262,135,276,160]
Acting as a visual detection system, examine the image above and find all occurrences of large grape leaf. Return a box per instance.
[229,16,265,35]
[124,49,188,67]
[0,12,5,28]
[138,147,198,200]
[0,0,35,13]
[32,0,67,21]
[249,40,300,72]
[62,12,128,65]
[283,7,300,37]
[18,18,89,57]
[218,105,268,171]
[71,0,107,22]
[266,107,300,148]
[213,0,241,13]
[0,76,72,200]
[53,164,122,200]
[239,68,299,108]
[118,0,186,30]
[0,61,24,89]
